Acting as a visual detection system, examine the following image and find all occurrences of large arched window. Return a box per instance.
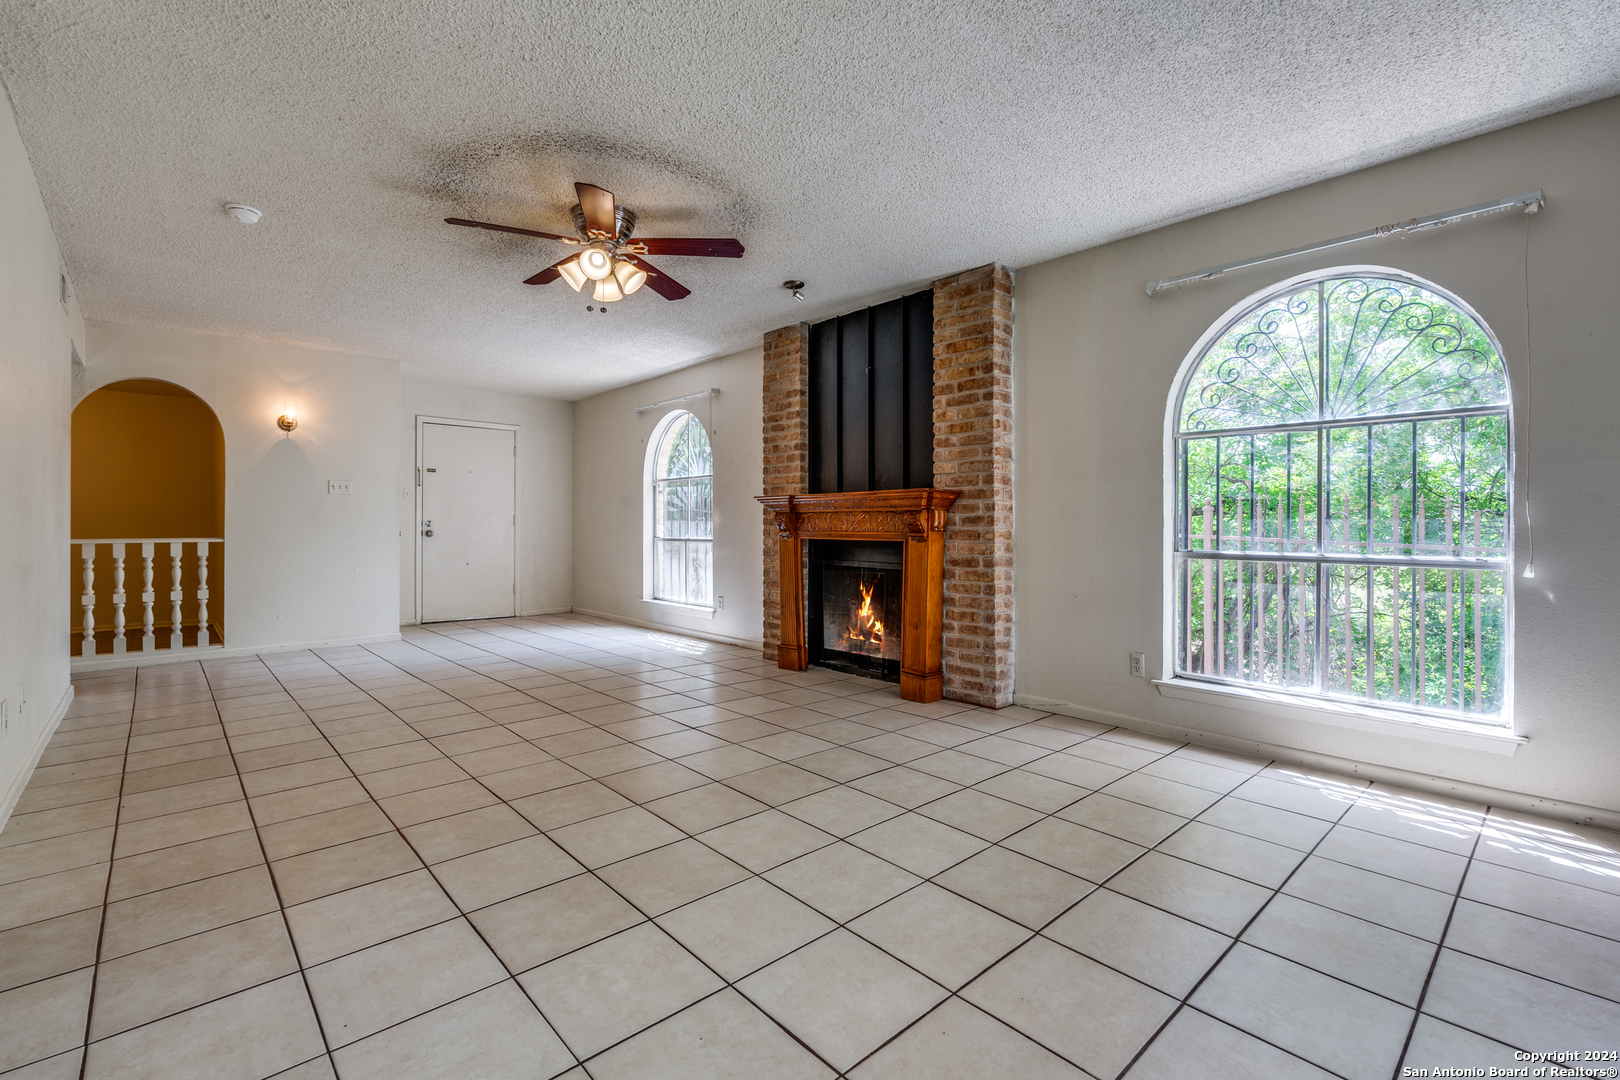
[651,411,714,607]
[1171,271,1511,724]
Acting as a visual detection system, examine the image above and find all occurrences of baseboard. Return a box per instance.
[70,631,405,672]
[404,607,571,627]
[568,607,764,651]
[1013,693,1620,833]
[0,683,74,836]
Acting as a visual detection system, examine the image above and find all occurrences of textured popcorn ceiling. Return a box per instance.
[2,1,1617,399]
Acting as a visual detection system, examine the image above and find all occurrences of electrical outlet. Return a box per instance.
[1130,652,1147,678]
[716,596,725,610]
[328,480,352,495]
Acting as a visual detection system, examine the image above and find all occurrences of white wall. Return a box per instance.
[0,88,81,827]
[80,322,402,653]
[1013,97,1620,820]
[572,347,764,647]
[400,381,573,622]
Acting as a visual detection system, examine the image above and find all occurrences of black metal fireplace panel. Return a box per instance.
[808,540,903,681]
[807,290,935,494]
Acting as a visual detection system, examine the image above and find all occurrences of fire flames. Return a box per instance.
[842,578,885,652]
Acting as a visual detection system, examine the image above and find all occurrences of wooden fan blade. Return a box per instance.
[620,254,691,300]
[445,217,578,243]
[631,237,745,258]
[575,183,617,238]
[523,255,577,286]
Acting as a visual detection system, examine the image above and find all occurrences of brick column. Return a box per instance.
[761,324,811,661]
[933,264,1015,707]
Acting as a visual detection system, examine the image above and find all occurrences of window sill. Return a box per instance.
[1153,678,1525,756]
[641,598,716,620]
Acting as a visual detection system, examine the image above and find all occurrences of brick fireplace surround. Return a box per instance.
[762,264,1014,708]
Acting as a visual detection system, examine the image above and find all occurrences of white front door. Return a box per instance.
[420,422,516,622]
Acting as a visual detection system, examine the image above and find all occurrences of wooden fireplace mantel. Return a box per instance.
[756,488,960,702]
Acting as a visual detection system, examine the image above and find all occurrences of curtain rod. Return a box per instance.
[1145,189,1545,297]
[634,388,721,414]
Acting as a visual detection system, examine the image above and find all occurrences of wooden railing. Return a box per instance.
[1179,493,1508,714]
[73,539,222,659]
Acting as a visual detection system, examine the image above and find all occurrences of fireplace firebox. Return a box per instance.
[809,541,903,681]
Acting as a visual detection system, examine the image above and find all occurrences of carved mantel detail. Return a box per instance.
[755,488,960,702]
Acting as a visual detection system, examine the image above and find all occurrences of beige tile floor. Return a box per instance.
[3,613,1619,1079]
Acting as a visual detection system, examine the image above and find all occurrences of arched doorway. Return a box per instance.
[71,379,225,656]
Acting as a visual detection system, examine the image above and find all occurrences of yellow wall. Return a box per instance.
[71,380,225,639]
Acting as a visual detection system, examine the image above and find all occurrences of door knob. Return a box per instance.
[423,529,434,537]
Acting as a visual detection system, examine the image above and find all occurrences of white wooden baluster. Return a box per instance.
[140,543,156,652]
[80,543,96,657]
[111,542,127,655]
[196,542,210,647]
[170,544,185,650]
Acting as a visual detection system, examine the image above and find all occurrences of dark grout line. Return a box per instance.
[1449,890,1620,949]
[1390,814,1489,1077]
[832,758,1257,1076]
[364,634,962,1076]
[75,661,142,1080]
[1106,779,1368,1080]
[514,724,1217,1076]
[44,625,1612,1080]
[265,647,600,1070]
[205,657,342,1063]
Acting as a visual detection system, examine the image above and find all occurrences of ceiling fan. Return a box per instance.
[446,182,744,304]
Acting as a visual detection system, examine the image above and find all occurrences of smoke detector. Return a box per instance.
[224,204,262,225]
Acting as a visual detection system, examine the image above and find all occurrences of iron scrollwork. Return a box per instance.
[1179,276,1507,434]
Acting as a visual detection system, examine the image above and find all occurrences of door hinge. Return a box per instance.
[415,467,421,487]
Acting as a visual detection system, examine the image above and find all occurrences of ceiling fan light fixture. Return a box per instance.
[613,259,648,295]
[446,182,734,303]
[580,244,614,280]
[557,256,588,292]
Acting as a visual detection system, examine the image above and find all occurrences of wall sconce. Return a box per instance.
[277,405,298,432]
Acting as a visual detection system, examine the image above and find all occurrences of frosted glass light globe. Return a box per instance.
[580,245,614,280]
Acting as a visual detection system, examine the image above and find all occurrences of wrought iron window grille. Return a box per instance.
[1171,273,1512,725]
[652,411,716,608]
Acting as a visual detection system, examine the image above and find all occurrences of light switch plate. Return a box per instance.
[328,480,352,495]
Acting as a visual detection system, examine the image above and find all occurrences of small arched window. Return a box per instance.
[651,411,714,607]
[1171,271,1511,723]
